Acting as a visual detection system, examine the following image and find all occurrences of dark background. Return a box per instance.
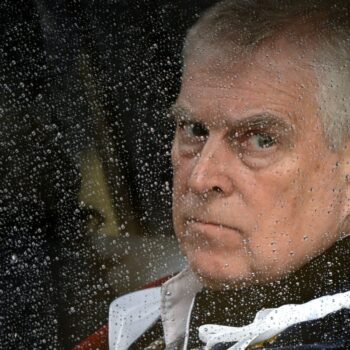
[0,0,218,349]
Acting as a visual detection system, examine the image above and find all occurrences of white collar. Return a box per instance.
[161,269,350,350]
[109,267,350,350]
[161,267,203,349]
[108,286,162,350]
[108,267,201,350]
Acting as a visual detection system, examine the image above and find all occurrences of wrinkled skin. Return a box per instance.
[171,36,350,289]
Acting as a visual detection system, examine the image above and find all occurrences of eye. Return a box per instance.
[235,131,280,168]
[178,121,209,140]
[249,133,277,149]
[235,131,278,158]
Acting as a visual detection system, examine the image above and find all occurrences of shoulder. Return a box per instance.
[269,307,350,349]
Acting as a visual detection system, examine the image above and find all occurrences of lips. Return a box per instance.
[187,217,239,229]
[185,217,243,238]
[180,219,244,252]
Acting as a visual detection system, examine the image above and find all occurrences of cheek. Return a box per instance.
[245,160,301,218]
[242,162,312,253]
[172,146,194,195]
[171,146,190,228]
[247,146,330,215]
[248,163,344,272]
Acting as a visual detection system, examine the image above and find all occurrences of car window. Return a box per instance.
[1,1,216,347]
[3,1,350,350]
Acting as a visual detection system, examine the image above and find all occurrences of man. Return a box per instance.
[109,1,350,349]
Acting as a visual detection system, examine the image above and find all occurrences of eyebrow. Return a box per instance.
[232,114,295,137]
[168,104,193,122]
[168,104,295,135]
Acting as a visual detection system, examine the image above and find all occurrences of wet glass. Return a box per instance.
[2,1,350,350]
[1,1,215,348]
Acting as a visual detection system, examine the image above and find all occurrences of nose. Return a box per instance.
[188,137,234,196]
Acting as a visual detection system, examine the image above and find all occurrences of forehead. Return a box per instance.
[178,38,320,127]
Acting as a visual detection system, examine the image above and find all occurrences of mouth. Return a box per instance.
[185,217,243,237]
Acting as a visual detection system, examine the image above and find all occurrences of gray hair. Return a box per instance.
[183,0,350,149]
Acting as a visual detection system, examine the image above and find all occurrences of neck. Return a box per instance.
[192,237,350,328]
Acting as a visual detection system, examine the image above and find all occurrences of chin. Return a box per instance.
[188,252,256,290]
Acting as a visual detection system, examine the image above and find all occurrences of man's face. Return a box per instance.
[171,40,349,289]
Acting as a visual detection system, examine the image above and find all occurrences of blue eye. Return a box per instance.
[250,133,276,149]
